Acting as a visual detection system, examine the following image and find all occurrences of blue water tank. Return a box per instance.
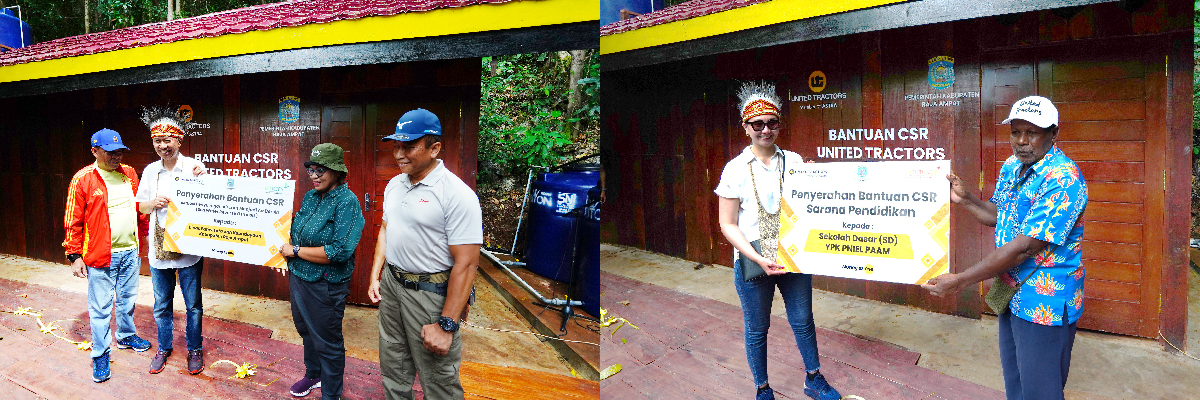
[0,9,31,51]
[523,164,601,283]
[601,0,666,26]
[575,186,602,317]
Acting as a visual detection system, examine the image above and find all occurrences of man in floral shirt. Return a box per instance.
[922,95,1086,400]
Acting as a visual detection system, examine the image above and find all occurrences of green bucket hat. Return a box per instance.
[305,143,348,173]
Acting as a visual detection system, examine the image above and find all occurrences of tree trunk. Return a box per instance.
[84,0,90,34]
[567,50,587,140]
[167,0,174,21]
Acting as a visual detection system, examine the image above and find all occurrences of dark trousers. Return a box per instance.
[998,310,1077,400]
[290,274,349,400]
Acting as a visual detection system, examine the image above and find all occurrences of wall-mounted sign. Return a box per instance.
[279,96,301,124]
[808,71,827,93]
[774,160,951,285]
[177,105,194,122]
[927,56,955,90]
[194,152,295,180]
[176,104,210,136]
[818,127,946,160]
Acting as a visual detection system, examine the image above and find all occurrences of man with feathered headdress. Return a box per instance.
[133,105,208,376]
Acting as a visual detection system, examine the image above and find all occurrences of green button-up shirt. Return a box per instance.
[288,182,365,283]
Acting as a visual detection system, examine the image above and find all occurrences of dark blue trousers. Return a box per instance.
[998,310,1077,400]
[290,274,349,400]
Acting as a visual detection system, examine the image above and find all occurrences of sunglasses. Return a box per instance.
[306,167,327,177]
[746,119,781,132]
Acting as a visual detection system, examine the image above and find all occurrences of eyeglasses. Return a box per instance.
[746,119,781,132]
[306,167,327,177]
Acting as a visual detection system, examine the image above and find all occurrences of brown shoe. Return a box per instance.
[187,350,204,375]
[149,350,171,374]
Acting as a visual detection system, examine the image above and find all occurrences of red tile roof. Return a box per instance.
[0,0,511,67]
[600,0,770,36]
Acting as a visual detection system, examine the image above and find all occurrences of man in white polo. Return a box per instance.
[367,108,482,400]
[134,106,207,376]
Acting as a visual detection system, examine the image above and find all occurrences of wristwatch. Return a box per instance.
[437,316,460,333]
[66,253,81,263]
[292,245,300,258]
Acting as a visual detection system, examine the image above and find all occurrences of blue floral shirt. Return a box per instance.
[991,146,1088,326]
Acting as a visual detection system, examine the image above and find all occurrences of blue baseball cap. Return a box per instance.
[382,108,441,142]
[90,128,129,151]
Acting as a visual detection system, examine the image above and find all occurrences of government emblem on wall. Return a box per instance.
[278,96,301,124]
[927,56,955,90]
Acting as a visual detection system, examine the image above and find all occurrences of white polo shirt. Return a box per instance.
[713,146,804,259]
[135,155,202,269]
[382,160,483,274]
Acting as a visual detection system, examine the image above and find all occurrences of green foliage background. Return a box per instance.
[478,51,600,185]
[2,0,278,43]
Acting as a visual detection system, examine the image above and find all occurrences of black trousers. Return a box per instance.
[289,274,349,400]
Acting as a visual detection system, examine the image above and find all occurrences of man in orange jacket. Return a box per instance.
[64,128,153,383]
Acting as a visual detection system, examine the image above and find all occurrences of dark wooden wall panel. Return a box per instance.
[0,60,481,305]
[602,0,1191,338]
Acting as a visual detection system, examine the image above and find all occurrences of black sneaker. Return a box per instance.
[187,350,204,375]
[116,335,151,352]
[149,350,171,374]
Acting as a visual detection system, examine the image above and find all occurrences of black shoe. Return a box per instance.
[756,384,775,400]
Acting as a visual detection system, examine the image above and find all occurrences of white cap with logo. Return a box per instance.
[1002,95,1059,128]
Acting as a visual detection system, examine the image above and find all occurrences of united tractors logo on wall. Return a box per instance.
[808,71,827,93]
[927,56,955,90]
[177,105,194,122]
[279,96,301,124]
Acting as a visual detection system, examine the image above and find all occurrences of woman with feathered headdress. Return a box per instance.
[713,81,842,400]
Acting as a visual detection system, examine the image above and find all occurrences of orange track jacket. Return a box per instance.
[62,163,148,268]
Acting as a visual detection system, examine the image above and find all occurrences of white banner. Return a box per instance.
[161,174,296,269]
[774,160,951,284]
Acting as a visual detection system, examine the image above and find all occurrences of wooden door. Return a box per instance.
[320,99,374,305]
[981,39,1165,337]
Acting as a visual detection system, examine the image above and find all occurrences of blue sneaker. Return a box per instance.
[116,335,152,352]
[756,384,775,400]
[92,352,111,383]
[804,371,841,400]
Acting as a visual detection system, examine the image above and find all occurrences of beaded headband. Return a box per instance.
[139,105,188,139]
[737,81,781,122]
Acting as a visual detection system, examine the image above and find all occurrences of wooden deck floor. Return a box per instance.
[0,278,598,399]
[600,272,1003,400]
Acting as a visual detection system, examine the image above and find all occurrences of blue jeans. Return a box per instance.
[734,260,821,387]
[86,248,140,358]
[998,310,1077,400]
[151,259,204,352]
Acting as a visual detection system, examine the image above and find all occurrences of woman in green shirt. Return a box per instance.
[280,143,365,400]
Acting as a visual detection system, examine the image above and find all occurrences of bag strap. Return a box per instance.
[1011,243,1057,286]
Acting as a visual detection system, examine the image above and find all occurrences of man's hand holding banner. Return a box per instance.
[775,160,951,284]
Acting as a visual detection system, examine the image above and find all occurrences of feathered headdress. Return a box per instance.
[139,105,188,139]
[737,81,781,122]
